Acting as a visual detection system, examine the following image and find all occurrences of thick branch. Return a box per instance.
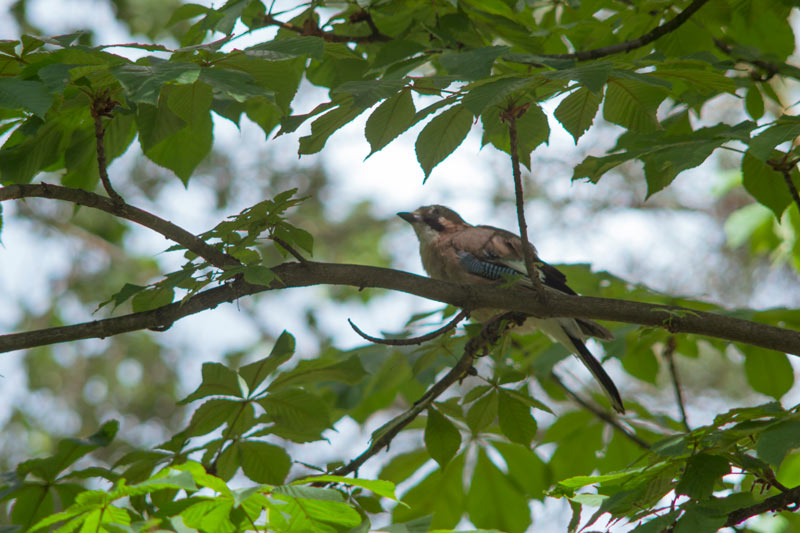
[538,0,711,62]
[725,485,800,527]
[2,262,800,356]
[0,183,239,270]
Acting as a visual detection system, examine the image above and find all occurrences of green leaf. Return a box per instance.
[111,60,201,105]
[724,203,773,249]
[630,511,682,532]
[393,453,465,528]
[675,453,729,499]
[741,345,794,399]
[17,421,118,482]
[181,362,242,404]
[238,440,292,484]
[466,448,532,532]
[438,46,509,80]
[379,449,430,484]
[199,67,270,102]
[749,116,800,162]
[543,61,612,94]
[243,265,275,287]
[166,3,209,26]
[745,85,765,120]
[298,103,365,155]
[333,78,407,109]
[99,283,146,310]
[461,76,531,116]
[424,407,461,469]
[465,389,498,433]
[554,86,601,143]
[365,89,416,156]
[272,486,362,528]
[239,330,295,392]
[298,476,399,501]
[184,398,240,437]
[603,78,667,133]
[0,118,71,184]
[742,150,800,218]
[415,105,473,180]
[258,387,332,442]
[131,285,174,312]
[0,79,54,118]
[246,36,325,61]
[757,420,800,469]
[491,441,550,499]
[141,82,213,183]
[497,389,537,447]
[621,346,659,385]
[481,102,549,169]
[268,354,367,390]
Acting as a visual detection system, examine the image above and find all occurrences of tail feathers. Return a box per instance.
[564,332,625,414]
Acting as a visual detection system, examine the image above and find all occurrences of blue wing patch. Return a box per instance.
[456,251,520,280]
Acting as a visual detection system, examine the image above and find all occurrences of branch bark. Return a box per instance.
[2,261,800,356]
[725,485,800,527]
[0,183,239,270]
[537,0,711,62]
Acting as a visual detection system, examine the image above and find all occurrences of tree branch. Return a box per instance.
[768,156,800,215]
[502,102,544,297]
[2,262,800,356]
[0,183,239,270]
[347,310,468,346]
[535,0,711,63]
[88,91,124,204]
[725,485,800,527]
[328,312,521,479]
[664,336,691,431]
[551,372,650,450]
[263,12,389,44]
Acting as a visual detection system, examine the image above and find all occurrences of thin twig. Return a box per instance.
[88,91,124,204]
[770,156,800,214]
[347,310,468,346]
[3,262,800,355]
[502,102,545,298]
[664,336,690,431]
[0,183,239,269]
[327,312,522,480]
[713,37,783,81]
[263,13,389,43]
[551,372,651,450]
[532,0,711,63]
[272,236,308,263]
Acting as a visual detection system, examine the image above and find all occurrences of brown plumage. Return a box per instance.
[399,205,624,414]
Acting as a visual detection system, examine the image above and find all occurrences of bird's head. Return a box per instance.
[397,205,469,245]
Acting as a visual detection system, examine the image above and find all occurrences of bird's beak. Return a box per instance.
[397,212,417,224]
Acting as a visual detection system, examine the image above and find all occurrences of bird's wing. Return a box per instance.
[451,225,615,341]
[452,225,574,294]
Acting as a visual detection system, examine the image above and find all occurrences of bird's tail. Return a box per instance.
[563,330,625,414]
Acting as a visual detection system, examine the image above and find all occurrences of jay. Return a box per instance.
[398,205,625,414]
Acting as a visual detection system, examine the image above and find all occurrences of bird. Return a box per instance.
[398,204,625,414]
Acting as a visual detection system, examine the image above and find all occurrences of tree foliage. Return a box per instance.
[2,0,800,531]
